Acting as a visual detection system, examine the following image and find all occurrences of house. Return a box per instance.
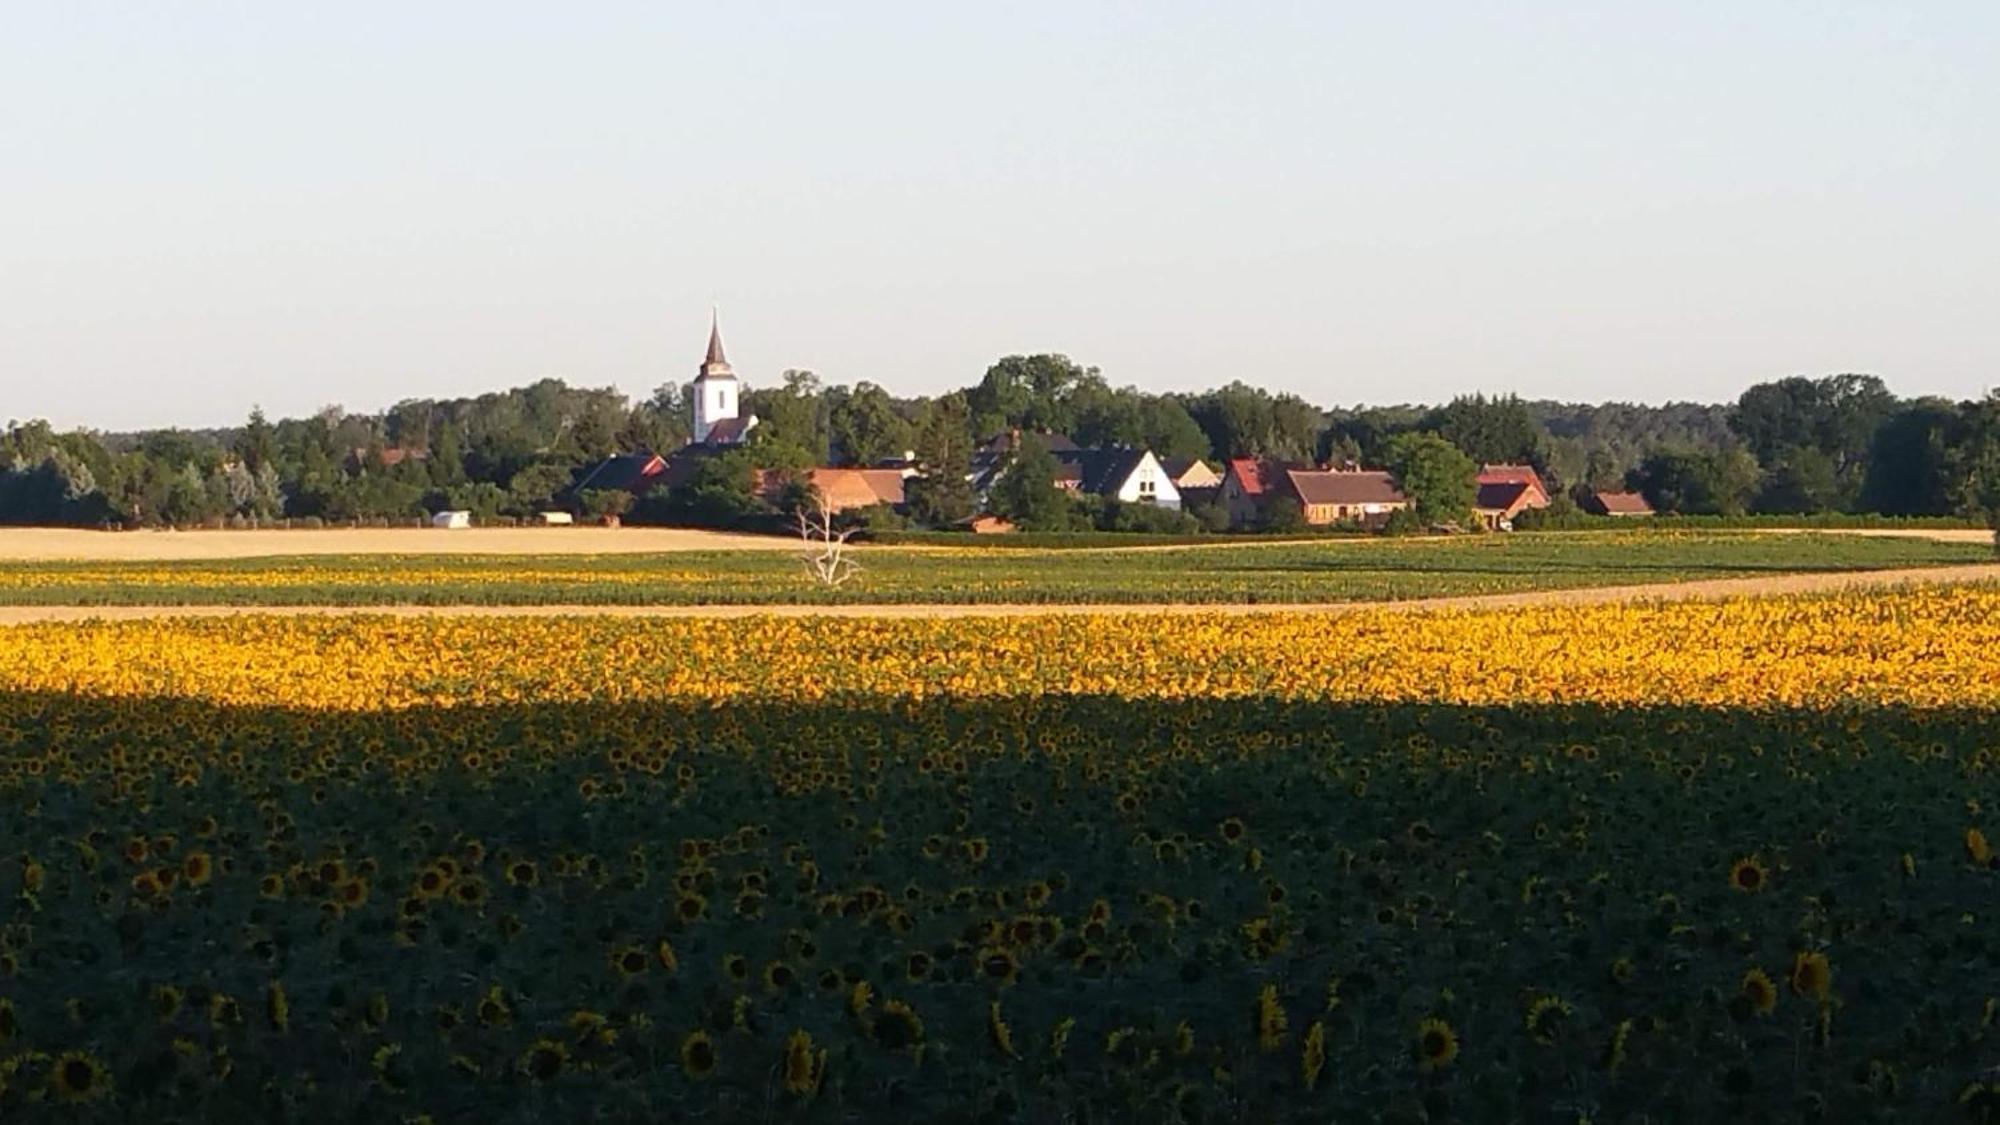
[1473,479,1550,530]
[969,431,1078,493]
[1583,490,1655,517]
[966,514,1017,534]
[762,468,908,514]
[538,511,575,526]
[1478,463,1550,497]
[1285,468,1409,528]
[347,446,428,473]
[431,510,472,530]
[1220,459,1410,528]
[1218,458,1291,527]
[1162,458,1221,491]
[572,450,673,496]
[1052,448,1182,509]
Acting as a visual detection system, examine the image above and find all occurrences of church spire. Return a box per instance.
[704,306,728,368]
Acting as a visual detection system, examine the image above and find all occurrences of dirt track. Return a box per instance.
[2,561,1993,625]
[0,526,799,561]
[0,525,1988,563]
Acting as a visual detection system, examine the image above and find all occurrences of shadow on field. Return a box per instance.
[2,689,1997,1124]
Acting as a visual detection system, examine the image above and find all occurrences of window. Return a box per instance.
[718,390,728,413]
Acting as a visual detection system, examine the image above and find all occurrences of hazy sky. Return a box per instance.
[3,3,1996,431]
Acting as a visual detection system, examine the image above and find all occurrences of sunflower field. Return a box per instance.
[2,586,1999,1122]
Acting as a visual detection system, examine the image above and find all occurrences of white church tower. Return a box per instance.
[690,309,751,445]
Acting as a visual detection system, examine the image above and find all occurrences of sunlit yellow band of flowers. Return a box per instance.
[3,585,1996,713]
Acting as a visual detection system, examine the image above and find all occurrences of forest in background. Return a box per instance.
[5,358,1999,533]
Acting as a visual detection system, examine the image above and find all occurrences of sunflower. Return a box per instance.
[988,1002,1018,1058]
[1609,957,1635,986]
[257,873,285,899]
[680,1030,718,1079]
[979,947,1020,987]
[49,1050,109,1103]
[1790,951,1833,1000]
[1255,984,1288,1052]
[1741,968,1778,1015]
[1218,817,1247,845]
[181,851,213,888]
[152,984,184,1023]
[905,951,932,982]
[1601,1018,1634,1072]
[723,953,750,983]
[266,980,290,1032]
[1969,828,1994,868]
[1728,856,1769,893]
[781,1029,824,1096]
[476,985,512,1027]
[520,1038,568,1082]
[1413,1017,1459,1072]
[873,999,925,1051]
[1301,1020,1327,1090]
[763,960,796,991]
[1525,995,1573,1045]
[611,945,649,978]
[504,860,538,887]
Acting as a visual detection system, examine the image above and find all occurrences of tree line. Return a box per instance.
[5,361,1998,533]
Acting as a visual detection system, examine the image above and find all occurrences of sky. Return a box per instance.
[2,2,1996,431]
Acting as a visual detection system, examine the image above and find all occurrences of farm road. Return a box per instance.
[3,561,1995,624]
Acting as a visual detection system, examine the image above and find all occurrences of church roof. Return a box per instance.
[705,314,728,366]
[697,310,736,380]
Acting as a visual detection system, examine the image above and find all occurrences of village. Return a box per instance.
[549,318,1658,536]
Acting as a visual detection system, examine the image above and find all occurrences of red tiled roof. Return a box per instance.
[1479,463,1548,494]
[1475,480,1533,512]
[1226,458,1279,496]
[1590,490,1654,515]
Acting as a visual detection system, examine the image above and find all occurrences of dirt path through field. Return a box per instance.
[3,561,1993,624]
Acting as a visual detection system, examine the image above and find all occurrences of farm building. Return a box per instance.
[1473,466,1552,530]
[1220,460,1410,528]
[431,510,472,530]
[761,468,910,514]
[1583,490,1655,517]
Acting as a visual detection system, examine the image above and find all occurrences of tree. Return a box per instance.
[1184,383,1321,461]
[969,355,1096,437]
[744,370,828,462]
[1731,374,1895,508]
[827,382,914,466]
[796,494,864,587]
[234,408,276,473]
[1381,432,1477,525]
[1948,391,2000,551]
[624,383,692,453]
[430,421,468,488]
[507,462,577,514]
[1752,447,1840,514]
[905,393,977,527]
[1861,401,1956,516]
[577,489,634,523]
[1631,448,1758,515]
[1420,394,1542,466]
[988,437,1083,531]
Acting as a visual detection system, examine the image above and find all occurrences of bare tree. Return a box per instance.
[797,493,862,588]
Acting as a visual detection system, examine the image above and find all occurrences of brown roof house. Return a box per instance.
[1582,490,1655,517]
[762,468,908,514]
[1219,459,1410,529]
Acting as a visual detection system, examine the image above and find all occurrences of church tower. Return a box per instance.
[690,310,739,443]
